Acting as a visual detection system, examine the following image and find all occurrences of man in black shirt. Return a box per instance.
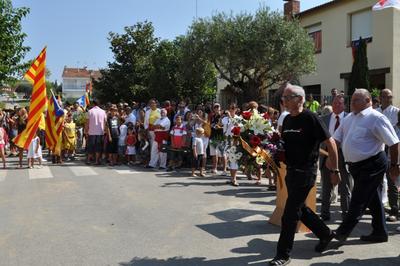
[269,84,340,266]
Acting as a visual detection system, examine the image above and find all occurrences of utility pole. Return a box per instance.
[195,0,198,20]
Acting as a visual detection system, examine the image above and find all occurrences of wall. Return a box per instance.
[299,0,396,101]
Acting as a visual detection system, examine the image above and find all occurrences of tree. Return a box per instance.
[175,35,217,103]
[94,21,158,103]
[148,37,216,103]
[94,21,217,104]
[148,40,180,101]
[348,37,370,96]
[0,0,30,84]
[186,6,316,103]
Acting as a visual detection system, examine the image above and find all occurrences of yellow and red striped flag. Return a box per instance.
[45,92,65,155]
[13,47,48,150]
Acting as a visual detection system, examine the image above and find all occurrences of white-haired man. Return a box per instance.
[324,89,399,249]
[150,108,170,170]
[269,84,340,266]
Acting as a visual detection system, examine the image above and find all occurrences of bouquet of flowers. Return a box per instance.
[228,109,281,174]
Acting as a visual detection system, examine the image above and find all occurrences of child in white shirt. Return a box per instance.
[27,130,42,168]
[192,127,205,177]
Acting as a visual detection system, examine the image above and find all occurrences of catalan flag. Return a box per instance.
[76,92,90,109]
[13,47,47,150]
[45,92,65,155]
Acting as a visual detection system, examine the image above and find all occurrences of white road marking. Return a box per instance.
[114,166,141,175]
[29,166,54,179]
[0,170,6,181]
[69,166,98,177]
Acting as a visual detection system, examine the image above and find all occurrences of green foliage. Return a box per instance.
[0,101,5,109]
[0,0,30,84]
[94,21,216,104]
[73,112,87,127]
[94,21,158,103]
[349,37,370,95]
[371,88,380,98]
[186,6,316,103]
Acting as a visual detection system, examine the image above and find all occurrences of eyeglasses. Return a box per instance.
[281,94,300,101]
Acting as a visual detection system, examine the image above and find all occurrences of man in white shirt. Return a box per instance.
[329,89,399,247]
[277,99,289,133]
[376,88,399,222]
[124,107,137,126]
[150,108,171,169]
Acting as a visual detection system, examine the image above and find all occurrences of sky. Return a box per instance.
[12,0,331,82]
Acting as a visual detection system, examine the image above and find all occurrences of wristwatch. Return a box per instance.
[390,162,399,168]
[330,169,340,174]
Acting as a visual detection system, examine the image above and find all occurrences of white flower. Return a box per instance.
[226,146,242,163]
[250,117,270,135]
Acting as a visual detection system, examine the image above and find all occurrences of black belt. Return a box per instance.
[346,151,384,168]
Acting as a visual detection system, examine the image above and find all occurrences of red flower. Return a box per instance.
[250,135,261,147]
[263,112,270,120]
[231,126,241,136]
[268,132,280,143]
[242,111,252,120]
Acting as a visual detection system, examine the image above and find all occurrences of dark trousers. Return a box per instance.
[387,174,399,216]
[276,169,331,259]
[336,151,388,237]
[320,149,353,218]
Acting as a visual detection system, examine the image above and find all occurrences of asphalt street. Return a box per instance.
[0,157,399,266]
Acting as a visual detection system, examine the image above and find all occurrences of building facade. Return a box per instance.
[295,0,400,105]
[62,67,101,99]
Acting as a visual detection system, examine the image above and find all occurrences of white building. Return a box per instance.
[62,67,101,99]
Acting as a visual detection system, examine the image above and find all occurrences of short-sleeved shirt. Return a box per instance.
[125,112,137,126]
[170,125,187,149]
[192,137,204,155]
[282,109,330,169]
[88,106,107,135]
[333,106,399,163]
[376,105,399,127]
[108,116,120,138]
[222,114,240,137]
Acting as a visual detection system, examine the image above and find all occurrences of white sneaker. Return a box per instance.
[220,171,228,176]
[210,169,217,174]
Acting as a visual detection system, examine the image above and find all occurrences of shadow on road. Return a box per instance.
[119,238,344,266]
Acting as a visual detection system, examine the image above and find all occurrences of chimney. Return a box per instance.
[284,0,300,20]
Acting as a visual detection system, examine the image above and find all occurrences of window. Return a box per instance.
[306,23,322,53]
[351,9,372,42]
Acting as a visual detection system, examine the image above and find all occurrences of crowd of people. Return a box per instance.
[1,85,400,266]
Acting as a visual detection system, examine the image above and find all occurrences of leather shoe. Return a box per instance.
[386,215,398,222]
[315,231,335,253]
[360,234,388,243]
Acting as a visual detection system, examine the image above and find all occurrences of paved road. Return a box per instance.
[0,158,399,266]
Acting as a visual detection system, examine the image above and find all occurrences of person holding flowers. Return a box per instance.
[269,84,339,266]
